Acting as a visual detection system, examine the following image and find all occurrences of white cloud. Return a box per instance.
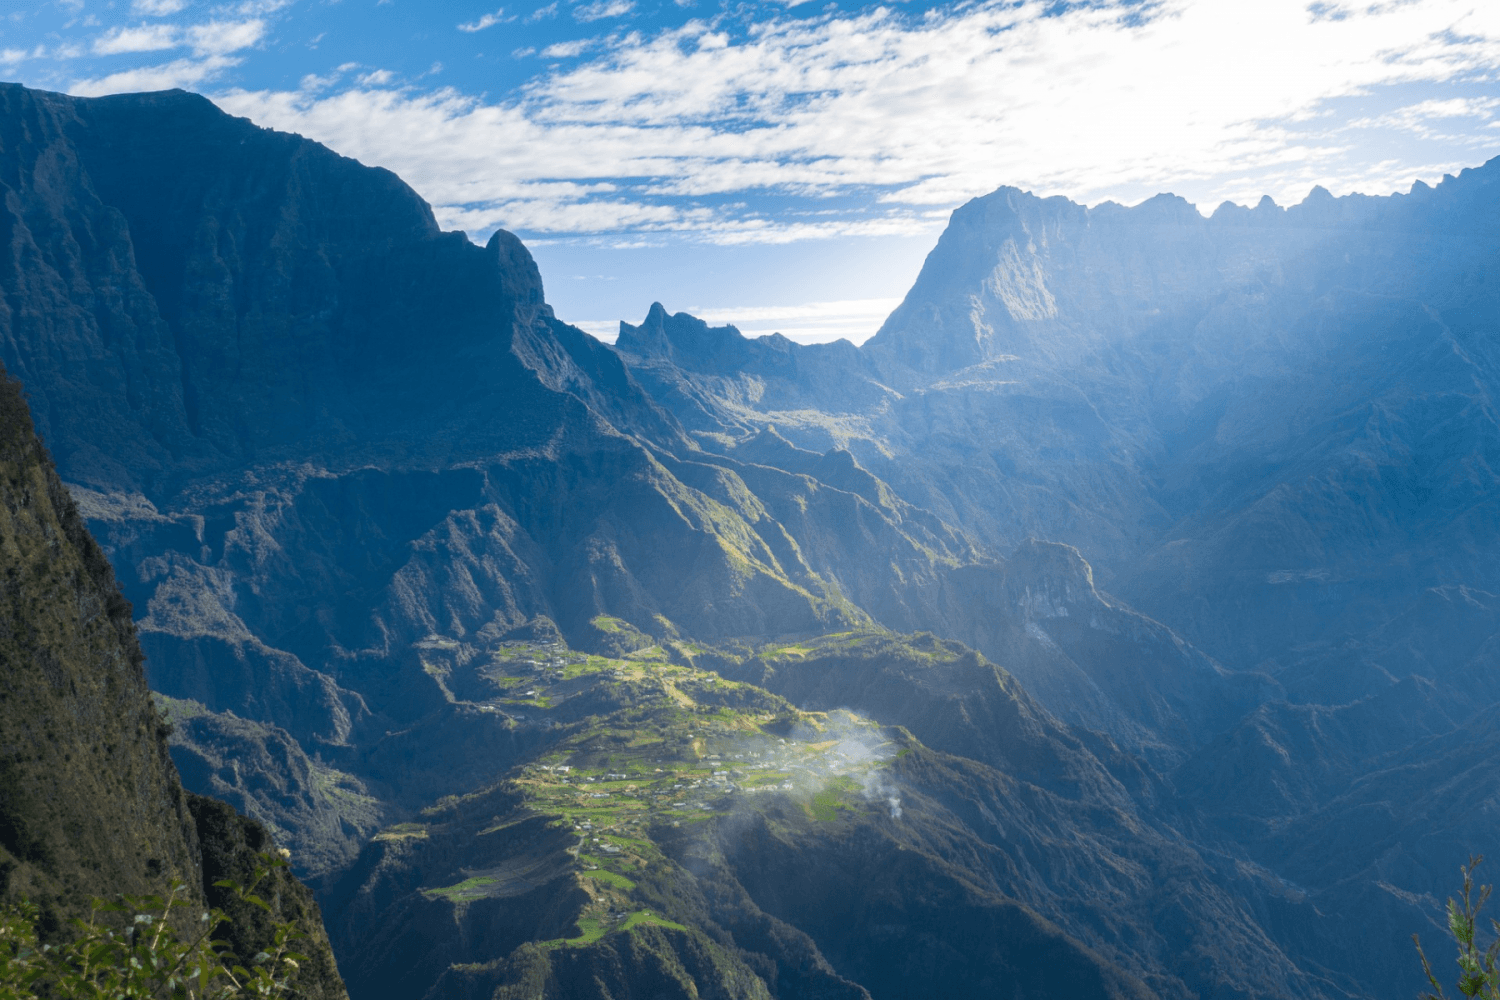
[459,9,506,32]
[93,24,179,55]
[1347,96,1500,138]
[300,71,339,90]
[357,69,395,85]
[132,0,189,14]
[527,2,559,20]
[540,38,595,58]
[71,55,239,97]
[186,19,265,56]
[216,0,1500,240]
[574,0,633,22]
[574,296,903,343]
[687,296,903,343]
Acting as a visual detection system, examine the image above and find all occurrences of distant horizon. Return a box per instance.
[565,157,1500,345]
[4,0,1499,342]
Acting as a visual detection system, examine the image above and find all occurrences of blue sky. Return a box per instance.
[4,0,1500,342]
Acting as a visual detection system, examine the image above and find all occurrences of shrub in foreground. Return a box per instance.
[1416,856,1500,1000]
[0,854,304,1000]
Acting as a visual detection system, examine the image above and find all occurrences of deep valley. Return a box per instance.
[0,80,1497,1000]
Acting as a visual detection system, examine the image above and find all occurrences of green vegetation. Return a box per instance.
[619,912,686,933]
[423,876,498,900]
[353,631,913,995]
[808,788,851,822]
[1416,856,1500,999]
[0,855,304,1000]
[545,918,607,949]
[580,870,635,891]
[537,911,687,952]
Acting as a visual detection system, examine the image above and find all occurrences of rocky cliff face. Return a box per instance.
[0,370,345,999]
[0,372,198,924]
[0,84,978,736]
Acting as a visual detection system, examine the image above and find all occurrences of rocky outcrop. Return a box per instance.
[0,85,985,834]
[159,697,384,879]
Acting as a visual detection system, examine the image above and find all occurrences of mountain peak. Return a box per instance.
[615,304,755,370]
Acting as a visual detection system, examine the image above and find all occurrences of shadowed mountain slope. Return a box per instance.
[317,634,1326,1000]
[616,166,1500,681]
[0,371,346,999]
[0,83,972,771]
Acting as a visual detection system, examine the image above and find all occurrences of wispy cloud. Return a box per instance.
[93,24,179,55]
[76,17,267,95]
[459,8,507,32]
[217,0,1500,241]
[185,19,266,56]
[1347,97,1500,139]
[300,70,339,90]
[574,0,633,22]
[679,296,903,343]
[132,0,188,14]
[72,55,241,97]
[540,38,595,58]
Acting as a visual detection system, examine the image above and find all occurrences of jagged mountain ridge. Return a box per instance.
[615,166,1500,680]
[0,82,975,735]
[609,167,1500,1000]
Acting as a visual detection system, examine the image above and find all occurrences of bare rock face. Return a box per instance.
[864,167,1500,672]
[620,167,1500,680]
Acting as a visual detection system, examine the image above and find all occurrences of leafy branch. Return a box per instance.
[0,852,307,1000]
[1416,855,1500,1000]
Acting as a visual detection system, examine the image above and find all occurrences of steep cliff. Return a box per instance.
[0,372,198,926]
[0,85,976,737]
[0,370,345,999]
[0,82,989,835]
[617,167,1500,681]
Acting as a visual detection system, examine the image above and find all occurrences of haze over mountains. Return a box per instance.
[0,81,1496,1000]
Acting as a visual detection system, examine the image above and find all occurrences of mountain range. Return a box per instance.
[0,80,1496,999]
